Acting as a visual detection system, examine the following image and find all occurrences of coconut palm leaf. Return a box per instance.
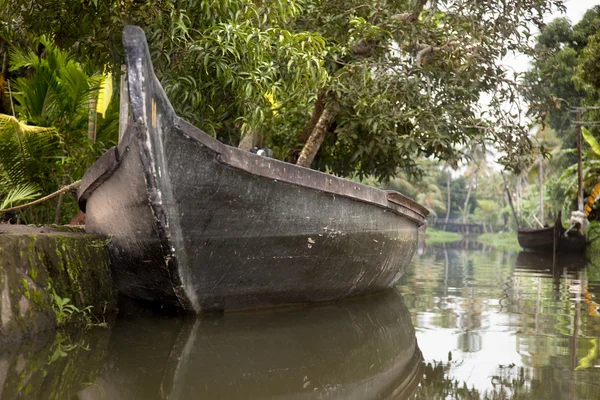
[11,36,101,131]
[0,183,40,209]
[0,114,58,186]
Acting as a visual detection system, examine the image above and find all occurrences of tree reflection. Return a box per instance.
[400,243,600,399]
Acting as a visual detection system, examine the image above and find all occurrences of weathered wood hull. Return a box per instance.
[78,26,428,313]
[517,213,586,254]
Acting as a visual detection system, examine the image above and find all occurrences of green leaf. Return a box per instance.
[582,127,600,157]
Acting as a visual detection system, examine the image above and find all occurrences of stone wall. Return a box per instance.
[0,225,116,346]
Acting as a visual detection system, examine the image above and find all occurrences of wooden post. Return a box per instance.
[119,65,129,143]
[577,109,584,212]
[539,154,544,225]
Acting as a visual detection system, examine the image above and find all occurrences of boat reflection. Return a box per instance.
[515,251,587,275]
[79,289,423,400]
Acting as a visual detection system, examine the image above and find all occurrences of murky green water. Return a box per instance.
[402,241,600,399]
[3,241,600,399]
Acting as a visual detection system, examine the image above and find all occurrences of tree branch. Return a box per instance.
[392,0,428,23]
[415,40,460,65]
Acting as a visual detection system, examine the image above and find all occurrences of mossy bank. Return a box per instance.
[0,225,117,346]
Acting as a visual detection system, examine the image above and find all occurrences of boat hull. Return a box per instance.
[517,213,586,254]
[79,26,427,313]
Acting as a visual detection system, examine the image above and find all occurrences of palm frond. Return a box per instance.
[0,183,40,209]
[582,127,600,157]
[0,114,59,185]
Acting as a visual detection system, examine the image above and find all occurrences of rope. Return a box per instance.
[0,180,81,213]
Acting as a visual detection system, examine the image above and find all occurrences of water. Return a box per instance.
[401,242,600,399]
[3,241,600,399]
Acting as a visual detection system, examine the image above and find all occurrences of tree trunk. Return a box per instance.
[1,42,9,115]
[443,167,451,231]
[88,93,97,142]
[502,172,519,229]
[462,172,477,224]
[299,92,326,145]
[1,42,8,77]
[296,105,337,168]
[54,176,68,224]
[516,175,522,217]
[539,154,544,225]
[238,130,255,151]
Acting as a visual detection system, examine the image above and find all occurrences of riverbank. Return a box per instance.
[476,231,521,251]
[423,228,463,244]
[0,225,117,345]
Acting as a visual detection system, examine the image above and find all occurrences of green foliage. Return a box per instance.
[522,6,600,223]
[558,127,600,215]
[425,228,462,244]
[522,11,599,142]
[588,220,600,243]
[49,289,93,327]
[0,36,117,223]
[384,160,447,216]
[1,0,569,182]
[0,114,57,203]
[582,127,600,156]
[472,199,502,228]
[47,331,90,365]
[0,183,39,209]
[476,232,521,252]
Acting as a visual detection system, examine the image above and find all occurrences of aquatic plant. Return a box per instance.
[49,289,93,327]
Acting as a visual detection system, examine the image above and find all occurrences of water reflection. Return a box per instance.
[80,289,423,400]
[402,243,600,399]
[9,242,600,399]
[0,326,111,399]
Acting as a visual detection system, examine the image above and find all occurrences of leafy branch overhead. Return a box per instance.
[1,0,567,186]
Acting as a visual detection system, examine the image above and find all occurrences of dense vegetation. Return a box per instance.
[5,0,600,228]
[390,5,600,233]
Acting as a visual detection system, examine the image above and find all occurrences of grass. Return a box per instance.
[424,228,463,244]
[476,231,521,251]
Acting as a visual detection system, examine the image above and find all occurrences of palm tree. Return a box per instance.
[0,36,117,223]
[386,160,446,218]
[0,114,57,211]
[461,144,488,225]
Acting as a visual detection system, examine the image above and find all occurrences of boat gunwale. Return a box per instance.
[174,117,428,225]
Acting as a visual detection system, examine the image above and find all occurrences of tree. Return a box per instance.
[522,6,600,220]
[3,0,567,183]
[522,9,600,153]
[385,159,446,217]
[2,0,328,147]
[286,0,566,179]
[0,36,117,223]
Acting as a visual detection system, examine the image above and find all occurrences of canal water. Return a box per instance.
[2,241,600,399]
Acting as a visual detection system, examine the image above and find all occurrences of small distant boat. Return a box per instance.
[517,212,586,253]
[77,26,428,313]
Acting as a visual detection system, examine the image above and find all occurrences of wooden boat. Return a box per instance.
[77,26,428,313]
[80,289,423,399]
[517,212,586,253]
